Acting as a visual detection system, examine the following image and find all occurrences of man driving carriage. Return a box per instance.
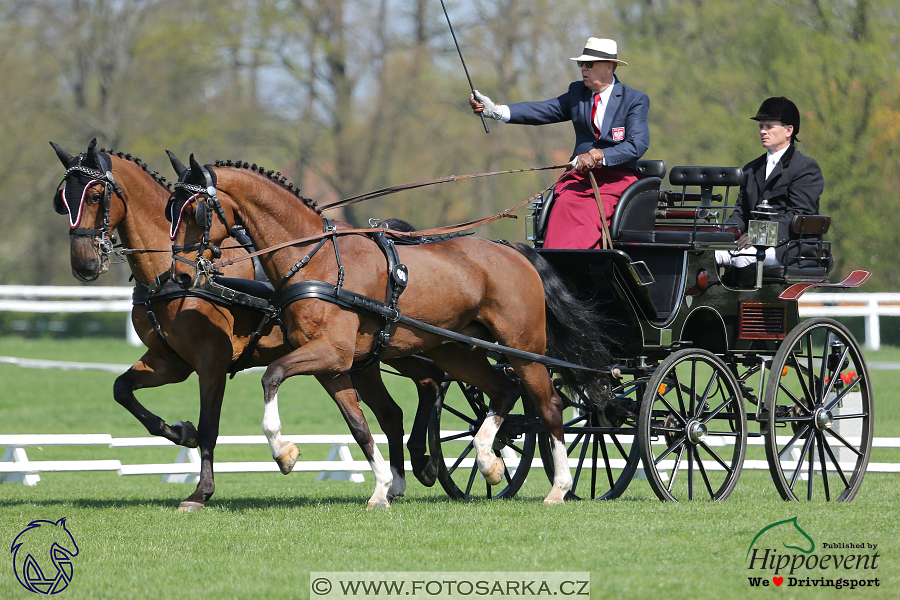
[469,37,650,249]
[715,97,824,282]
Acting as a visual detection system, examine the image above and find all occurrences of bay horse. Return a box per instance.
[167,153,610,506]
[50,139,443,511]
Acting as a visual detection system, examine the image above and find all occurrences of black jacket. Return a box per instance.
[727,145,824,262]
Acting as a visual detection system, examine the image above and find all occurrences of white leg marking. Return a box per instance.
[544,436,572,504]
[262,393,298,473]
[473,415,505,485]
[366,445,393,510]
[387,466,406,501]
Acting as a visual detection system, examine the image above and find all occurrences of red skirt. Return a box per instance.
[543,167,638,249]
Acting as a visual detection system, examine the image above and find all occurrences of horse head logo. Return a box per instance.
[747,516,815,559]
[10,518,79,594]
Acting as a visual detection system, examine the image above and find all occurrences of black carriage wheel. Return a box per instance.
[763,318,873,502]
[538,376,643,500]
[428,380,537,500]
[638,349,747,502]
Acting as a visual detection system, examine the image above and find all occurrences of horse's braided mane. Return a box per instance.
[100,148,172,190]
[214,159,322,215]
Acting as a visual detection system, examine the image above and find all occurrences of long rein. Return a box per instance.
[211,162,572,269]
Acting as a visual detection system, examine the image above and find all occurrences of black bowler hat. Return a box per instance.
[752,97,800,138]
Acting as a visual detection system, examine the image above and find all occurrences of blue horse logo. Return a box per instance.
[11,518,79,594]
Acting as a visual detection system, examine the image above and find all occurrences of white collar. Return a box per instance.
[594,76,617,105]
[767,145,789,165]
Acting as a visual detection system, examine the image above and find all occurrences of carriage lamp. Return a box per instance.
[748,198,779,288]
[525,197,543,241]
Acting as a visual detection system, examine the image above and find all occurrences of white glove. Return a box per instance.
[473,90,504,121]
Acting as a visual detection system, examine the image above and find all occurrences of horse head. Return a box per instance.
[50,138,124,281]
[166,152,232,290]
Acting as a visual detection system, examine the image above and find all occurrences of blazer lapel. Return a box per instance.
[600,84,623,137]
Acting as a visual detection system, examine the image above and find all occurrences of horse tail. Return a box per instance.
[509,242,612,402]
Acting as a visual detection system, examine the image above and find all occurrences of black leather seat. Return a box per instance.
[762,215,833,282]
[534,160,666,246]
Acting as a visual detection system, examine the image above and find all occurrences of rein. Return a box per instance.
[214,193,540,269]
[319,163,570,211]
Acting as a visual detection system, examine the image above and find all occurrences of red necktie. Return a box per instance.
[591,93,601,138]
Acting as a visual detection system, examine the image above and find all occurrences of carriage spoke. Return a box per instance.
[700,397,732,425]
[821,435,851,488]
[667,444,686,493]
[789,432,815,490]
[672,371,689,418]
[655,435,687,464]
[441,403,477,426]
[816,433,831,501]
[505,441,526,456]
[778,378,812,415]
[447,441,474,476]
[824,376,864,412]
[698,440,732,472]
[591,434,600,499]
[778,423,812,461]
[807,439,815,501]
[786,351,814,412]
[831,412,868,421]
[654,392,687,425]
[687,442,694,500]
[464,463,478,497]
[571,432,591,493]
[693,446,715,499]
[823,428,864,457]
[567,432,586,456]
[440,430,472,443]
[695,368,719,418]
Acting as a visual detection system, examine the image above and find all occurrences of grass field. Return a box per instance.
[1,338,898,599]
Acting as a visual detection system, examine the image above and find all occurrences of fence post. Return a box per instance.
[865,297,880,351]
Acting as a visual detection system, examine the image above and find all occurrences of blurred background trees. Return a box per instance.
[2,0,898,288]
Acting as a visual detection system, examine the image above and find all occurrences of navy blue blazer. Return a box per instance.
[506,79,650,169]
[726,145,824,262]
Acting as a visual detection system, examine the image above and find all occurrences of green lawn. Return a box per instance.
[1,338,897,599]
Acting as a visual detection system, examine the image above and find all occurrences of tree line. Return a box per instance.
[1,0,898,289]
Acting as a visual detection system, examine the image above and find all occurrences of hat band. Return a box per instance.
[582,48,617,60]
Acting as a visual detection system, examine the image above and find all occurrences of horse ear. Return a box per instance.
[167,150,188,180]
[189,153,204,181]
[86,138,102,168]
[50,142,77,168]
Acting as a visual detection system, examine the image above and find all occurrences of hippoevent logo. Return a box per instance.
[745,517,880,591]
[10,518,79,594]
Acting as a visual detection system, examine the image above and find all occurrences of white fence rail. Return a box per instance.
[2,286,899,350]
[2,434,898,487]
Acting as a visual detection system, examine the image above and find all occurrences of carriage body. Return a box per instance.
[431,162,873,503]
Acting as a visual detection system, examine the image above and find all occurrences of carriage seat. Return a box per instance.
[534,160,666,246]
[650,166,743,245]
[762,215,833,282]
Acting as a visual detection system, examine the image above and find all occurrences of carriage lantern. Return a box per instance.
[748,198,779,288]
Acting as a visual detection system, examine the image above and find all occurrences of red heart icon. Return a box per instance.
[773,577,783,586]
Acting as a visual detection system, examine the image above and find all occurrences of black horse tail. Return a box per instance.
[510,242,612,403]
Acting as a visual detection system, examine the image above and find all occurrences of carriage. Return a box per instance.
[426,161,873,503]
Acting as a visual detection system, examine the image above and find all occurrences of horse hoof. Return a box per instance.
[178,501,205,513]
[543,488,567,505]
[275,444,299,474]
[366,499,391,510]
[483,456,504,486]
[174,421,199,448]
[413,456,438,488]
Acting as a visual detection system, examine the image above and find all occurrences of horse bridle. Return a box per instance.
[170,164,232,278]
[55,151,125,269]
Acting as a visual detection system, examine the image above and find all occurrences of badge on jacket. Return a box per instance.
[612,127,625,141]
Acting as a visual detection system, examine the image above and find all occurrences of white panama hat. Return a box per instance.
[570,37,628,66]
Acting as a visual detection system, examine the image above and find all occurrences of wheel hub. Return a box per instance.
[686,419,708,445]
[813,407,833,431]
